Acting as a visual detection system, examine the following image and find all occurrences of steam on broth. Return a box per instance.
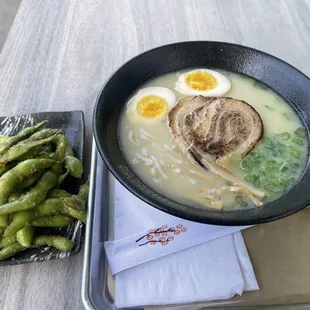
[118,70,308,210]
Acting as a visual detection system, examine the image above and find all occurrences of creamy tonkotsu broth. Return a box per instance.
[118,70,308,210]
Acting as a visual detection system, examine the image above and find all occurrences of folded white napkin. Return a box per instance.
[108,180,259,308]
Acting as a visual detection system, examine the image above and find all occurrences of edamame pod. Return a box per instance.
[0,215,8,227]
[16,226,34,247]
[27,128,60,141]
[0,170,58,215]
[0,214,9,239]
[0,133,59,164]
[0,134,9,143]
[32,199,63,217]
[33,235,74,252]
[0,159,56,205]
[48,189,71,198]
[0,242,26,260]
[0,120,47,156]
[64,137,74,156]
[78,180,89,202]
[65,155,83,179]
[56,168,69,188]
[62,206,86,223]
[52,134,67,175]
[4,211,34,237]
[4,197,81,236]
[31,214,74,227]
[17,142,54,162]
[16,171,43,191]
[62,196,85,211]
[0,162,15,178]
[17,147,44,162]
[63,137,83,178]
[0,235,16,248]
[8,191,25,203]
[62,180,89,211]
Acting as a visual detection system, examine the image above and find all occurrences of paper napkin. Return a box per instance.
[105,180,259,308]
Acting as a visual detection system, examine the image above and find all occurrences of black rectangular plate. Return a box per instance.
[0,111,85,266]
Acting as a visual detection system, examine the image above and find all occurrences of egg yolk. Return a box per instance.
[185,70,217,91]
[136,95,168,118]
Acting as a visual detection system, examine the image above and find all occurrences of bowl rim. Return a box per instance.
[93,40,310,225]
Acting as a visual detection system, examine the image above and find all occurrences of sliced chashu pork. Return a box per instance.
[168,96,265,199]
[168,96,215,167]
[169,96,263,164]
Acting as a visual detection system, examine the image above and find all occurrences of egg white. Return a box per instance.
[127,87,176,124]
[175,69,231,96]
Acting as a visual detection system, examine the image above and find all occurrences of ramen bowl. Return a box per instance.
[93,41,310,225]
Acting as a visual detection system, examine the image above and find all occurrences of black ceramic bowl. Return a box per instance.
[93,41,310,226]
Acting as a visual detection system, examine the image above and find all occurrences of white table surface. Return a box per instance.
[0,0,310,309]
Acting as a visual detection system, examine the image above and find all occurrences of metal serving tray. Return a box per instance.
[82,140,139,310]
[82,139,310,310]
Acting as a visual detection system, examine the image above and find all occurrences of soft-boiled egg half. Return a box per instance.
[175,69,231,96]
[127,87,176,123]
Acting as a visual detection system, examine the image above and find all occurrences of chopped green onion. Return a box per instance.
[279,132,290,140]
[278,178,288,190]
[275,97,283,104]
[277,144,287,154]
[248,151,258,158]
[258,166,267,175]
[240,159,250,171]
[253,176,262,188]
[263,137,273,145]
[265,160,276,170]
[223,202,239,210]
[269,182,284,192]
[235,196,243,204]
[280,164,288,173]
[244,174,254,183]
[263,146,274,154]
[233,131,307,200]
[292,138,304,146]
[264,105,275,111]
[235,196,248,207]
[251,160,261,168]
[295,127,307,138]
[283,112,292,121]
[290,146,301,158]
